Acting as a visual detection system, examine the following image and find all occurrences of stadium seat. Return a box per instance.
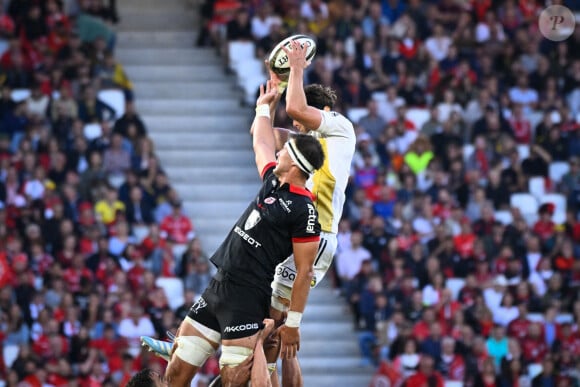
[494,210,513,225]
[549,161,570,184]
[155,277,185,311]
[517,144,530,161]
[462,144,474,162]
[371,91,387,102]
[526,313,545,323]
[555,313,574,324]
[98,89,126,119]
[172,243,188,261]
[528,111,544,134]
[444,382,464,387]
[539,193,566,217]
[11,88,31,102]
[132,225,150,244]
[446,278,465,301]
[83,123,102,141]
[528,176,545,199]
[528,363,543,379]
[405,108,430,129]
[240,74,268,105]
[553,211,566,225]
[235,58,265,88]
[108,174,126,189]
[3,344,19,368]
[510,193,539,225]
[347,107,369,124]
[228,41,256,71]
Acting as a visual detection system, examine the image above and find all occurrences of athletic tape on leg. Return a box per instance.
[271,295,288,313]
[174,335,216,366]
[219,346,254,369]
[271,281,292,302]
[185,316,221,343]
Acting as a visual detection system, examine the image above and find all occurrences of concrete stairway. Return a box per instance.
[298,281,374,386]
[115,1,372,385]
[116,0,258,254]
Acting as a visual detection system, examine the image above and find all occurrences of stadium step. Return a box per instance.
[156,150,255,168]
[172,182,259,202]
[134,81,240,99]
[118,0,372,385]
[143,115,252,133]
[148,132,250,150]
[116,48,220,66]
[135,98,244,115]
[117,31,198,49]
[124,65,226,82]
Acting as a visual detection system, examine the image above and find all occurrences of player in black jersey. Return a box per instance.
[139,80,324,387]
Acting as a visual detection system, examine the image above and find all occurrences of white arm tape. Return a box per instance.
[255,104,270,119]
[285,311,302,328]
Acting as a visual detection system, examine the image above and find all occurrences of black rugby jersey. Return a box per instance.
[210,162,321,294]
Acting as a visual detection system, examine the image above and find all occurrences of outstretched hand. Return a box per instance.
[279,324,300,359]
[281,40,310,70]
[256,80,278,106]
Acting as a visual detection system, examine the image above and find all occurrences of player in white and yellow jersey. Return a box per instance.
[269,40,356,316]
[263,40,356,386]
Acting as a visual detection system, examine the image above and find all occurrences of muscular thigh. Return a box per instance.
[211,277,270,340]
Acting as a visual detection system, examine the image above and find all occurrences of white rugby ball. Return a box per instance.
[268,34,317,75]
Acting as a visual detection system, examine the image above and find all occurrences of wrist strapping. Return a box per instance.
[255,104,270,118]
[286,311,302,328]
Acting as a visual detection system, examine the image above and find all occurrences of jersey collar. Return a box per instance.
[282,183,316,201]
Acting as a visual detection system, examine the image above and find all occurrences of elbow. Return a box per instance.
[285,104,303,120]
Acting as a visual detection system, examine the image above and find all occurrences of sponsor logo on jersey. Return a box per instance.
[264,197,276,204]
[234,226,262,248]
[189,297,207,314]
[306,203,316,233]
[276,265,296,282]
[278,198,291,213]
[223,323,260,333]
[244,209,261,230]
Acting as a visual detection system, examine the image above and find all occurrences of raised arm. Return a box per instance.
[253,81,279,176]
[283,40,322,131]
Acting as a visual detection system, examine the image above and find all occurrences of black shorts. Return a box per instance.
[187,270,269,340]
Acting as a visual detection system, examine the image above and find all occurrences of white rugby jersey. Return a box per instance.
[307,110,356,234]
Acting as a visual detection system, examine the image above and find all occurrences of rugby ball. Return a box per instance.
[268,35,317,75]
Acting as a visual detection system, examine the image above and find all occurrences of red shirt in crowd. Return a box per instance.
[453,233,476,258]
[522,336,549,363]
[507,318,531,342]
[405,370,444,387]
[159,214,194,244]
[509,116,532,144]
[533,219,555,242]
[62,267,93,293]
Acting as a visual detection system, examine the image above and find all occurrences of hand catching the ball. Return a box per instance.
[281,40,310,70]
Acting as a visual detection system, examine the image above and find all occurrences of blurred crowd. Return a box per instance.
[218,0,580,385]
[0,1,222,386]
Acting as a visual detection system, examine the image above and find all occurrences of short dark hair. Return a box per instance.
[304,84,337,110]
[126,369,155,387]
[291,133,325,178]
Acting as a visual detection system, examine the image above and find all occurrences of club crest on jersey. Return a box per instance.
[264,197,276,204]
[190,297,207,314]
[244,209,262,230]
